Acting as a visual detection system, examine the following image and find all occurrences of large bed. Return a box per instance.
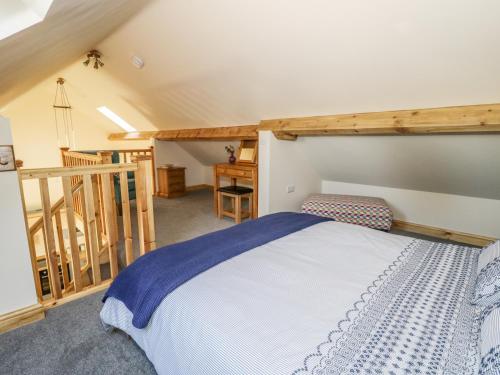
[101,212,482,375]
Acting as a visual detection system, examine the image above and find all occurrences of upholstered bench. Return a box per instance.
[301,194,393,231]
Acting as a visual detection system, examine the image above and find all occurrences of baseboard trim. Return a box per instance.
[0,304,45,334]
[186,184,213,192]
[392,220,496,247]
[43,280,112,310]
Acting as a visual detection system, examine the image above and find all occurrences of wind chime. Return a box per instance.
[53,78,75,149]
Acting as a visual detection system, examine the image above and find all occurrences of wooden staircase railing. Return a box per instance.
[19,159,156,305]
[60,149,111,220]
[60,146,156,195]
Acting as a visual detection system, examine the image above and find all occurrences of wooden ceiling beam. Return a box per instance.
[109,104,500,142]
[260,103,500,140]
[108,131,159,141]
[108,125,259,141]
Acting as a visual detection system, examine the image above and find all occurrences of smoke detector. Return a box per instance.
[131,55,145,69]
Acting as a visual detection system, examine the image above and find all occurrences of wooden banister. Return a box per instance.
[60,147,156,196]
[19,160,156,306]
[20,163,137,180]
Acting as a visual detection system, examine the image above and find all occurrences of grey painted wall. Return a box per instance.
[296,134,500,200]
[168,134,499,200]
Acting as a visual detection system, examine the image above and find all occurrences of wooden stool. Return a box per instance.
[217,186,253,224]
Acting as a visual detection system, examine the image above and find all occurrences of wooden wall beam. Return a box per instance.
[260,103,500,140]
[108,125,259,141]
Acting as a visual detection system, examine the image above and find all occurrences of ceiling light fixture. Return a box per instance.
[83,50,104,70]
[97,106,137,132]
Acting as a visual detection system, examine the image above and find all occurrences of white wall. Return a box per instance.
[154,140,242,189]
[0,117,38,315]
[258,131,321,215]
[298,135,500,201]
[154,140,212,187]
[1,61,152,210]
[258,131,500,238]
[322,180,500,238]
[178,141,240,166]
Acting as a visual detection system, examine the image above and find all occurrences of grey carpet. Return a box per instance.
[0,189,232,375]
[0,291,154,375]
[116,189,234,267]
[0,188,466,375]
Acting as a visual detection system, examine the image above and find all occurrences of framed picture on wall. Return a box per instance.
[0,145,16,172]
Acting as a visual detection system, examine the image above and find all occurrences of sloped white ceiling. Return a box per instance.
[0,0,151,106]
[96,0,500,129]
[93,0,500,202]
[2,0,499,201]
[0,0,53,40]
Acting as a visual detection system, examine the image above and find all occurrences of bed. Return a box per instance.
[100,212,482,375]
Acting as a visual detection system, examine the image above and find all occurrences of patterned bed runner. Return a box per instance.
[294,240,481,375]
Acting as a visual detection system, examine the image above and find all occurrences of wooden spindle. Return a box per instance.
[82,174,101,285]
[101,172,118,278]
[61,176,83,292]
[135,156,156,254]
[79,187,91,267]
[120,171,133,265]
[92,175,104,251]
[135,158,146,255]
[54,211,70,290]
[150,145,156,195]
[39,178,62,299]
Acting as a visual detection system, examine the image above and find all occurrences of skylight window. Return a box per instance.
[0,0,54,40]
[97,106,137,132]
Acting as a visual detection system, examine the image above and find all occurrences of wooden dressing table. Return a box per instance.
[213,163,258,218]
[213,140,258,219]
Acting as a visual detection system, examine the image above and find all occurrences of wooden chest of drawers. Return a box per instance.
[157,166,186,198]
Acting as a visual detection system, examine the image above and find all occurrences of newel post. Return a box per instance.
[97,151,113,165]
[134,155,156,254]
[59,147,70,166]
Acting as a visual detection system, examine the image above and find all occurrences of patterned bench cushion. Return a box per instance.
[301,194,393,231]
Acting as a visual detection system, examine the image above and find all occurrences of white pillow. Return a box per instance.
[478,301,500,375]
[475,240,500,306]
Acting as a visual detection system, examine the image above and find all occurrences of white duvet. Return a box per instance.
[101,221,417,375]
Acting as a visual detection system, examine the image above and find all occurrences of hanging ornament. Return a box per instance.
[53,78,75,149]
